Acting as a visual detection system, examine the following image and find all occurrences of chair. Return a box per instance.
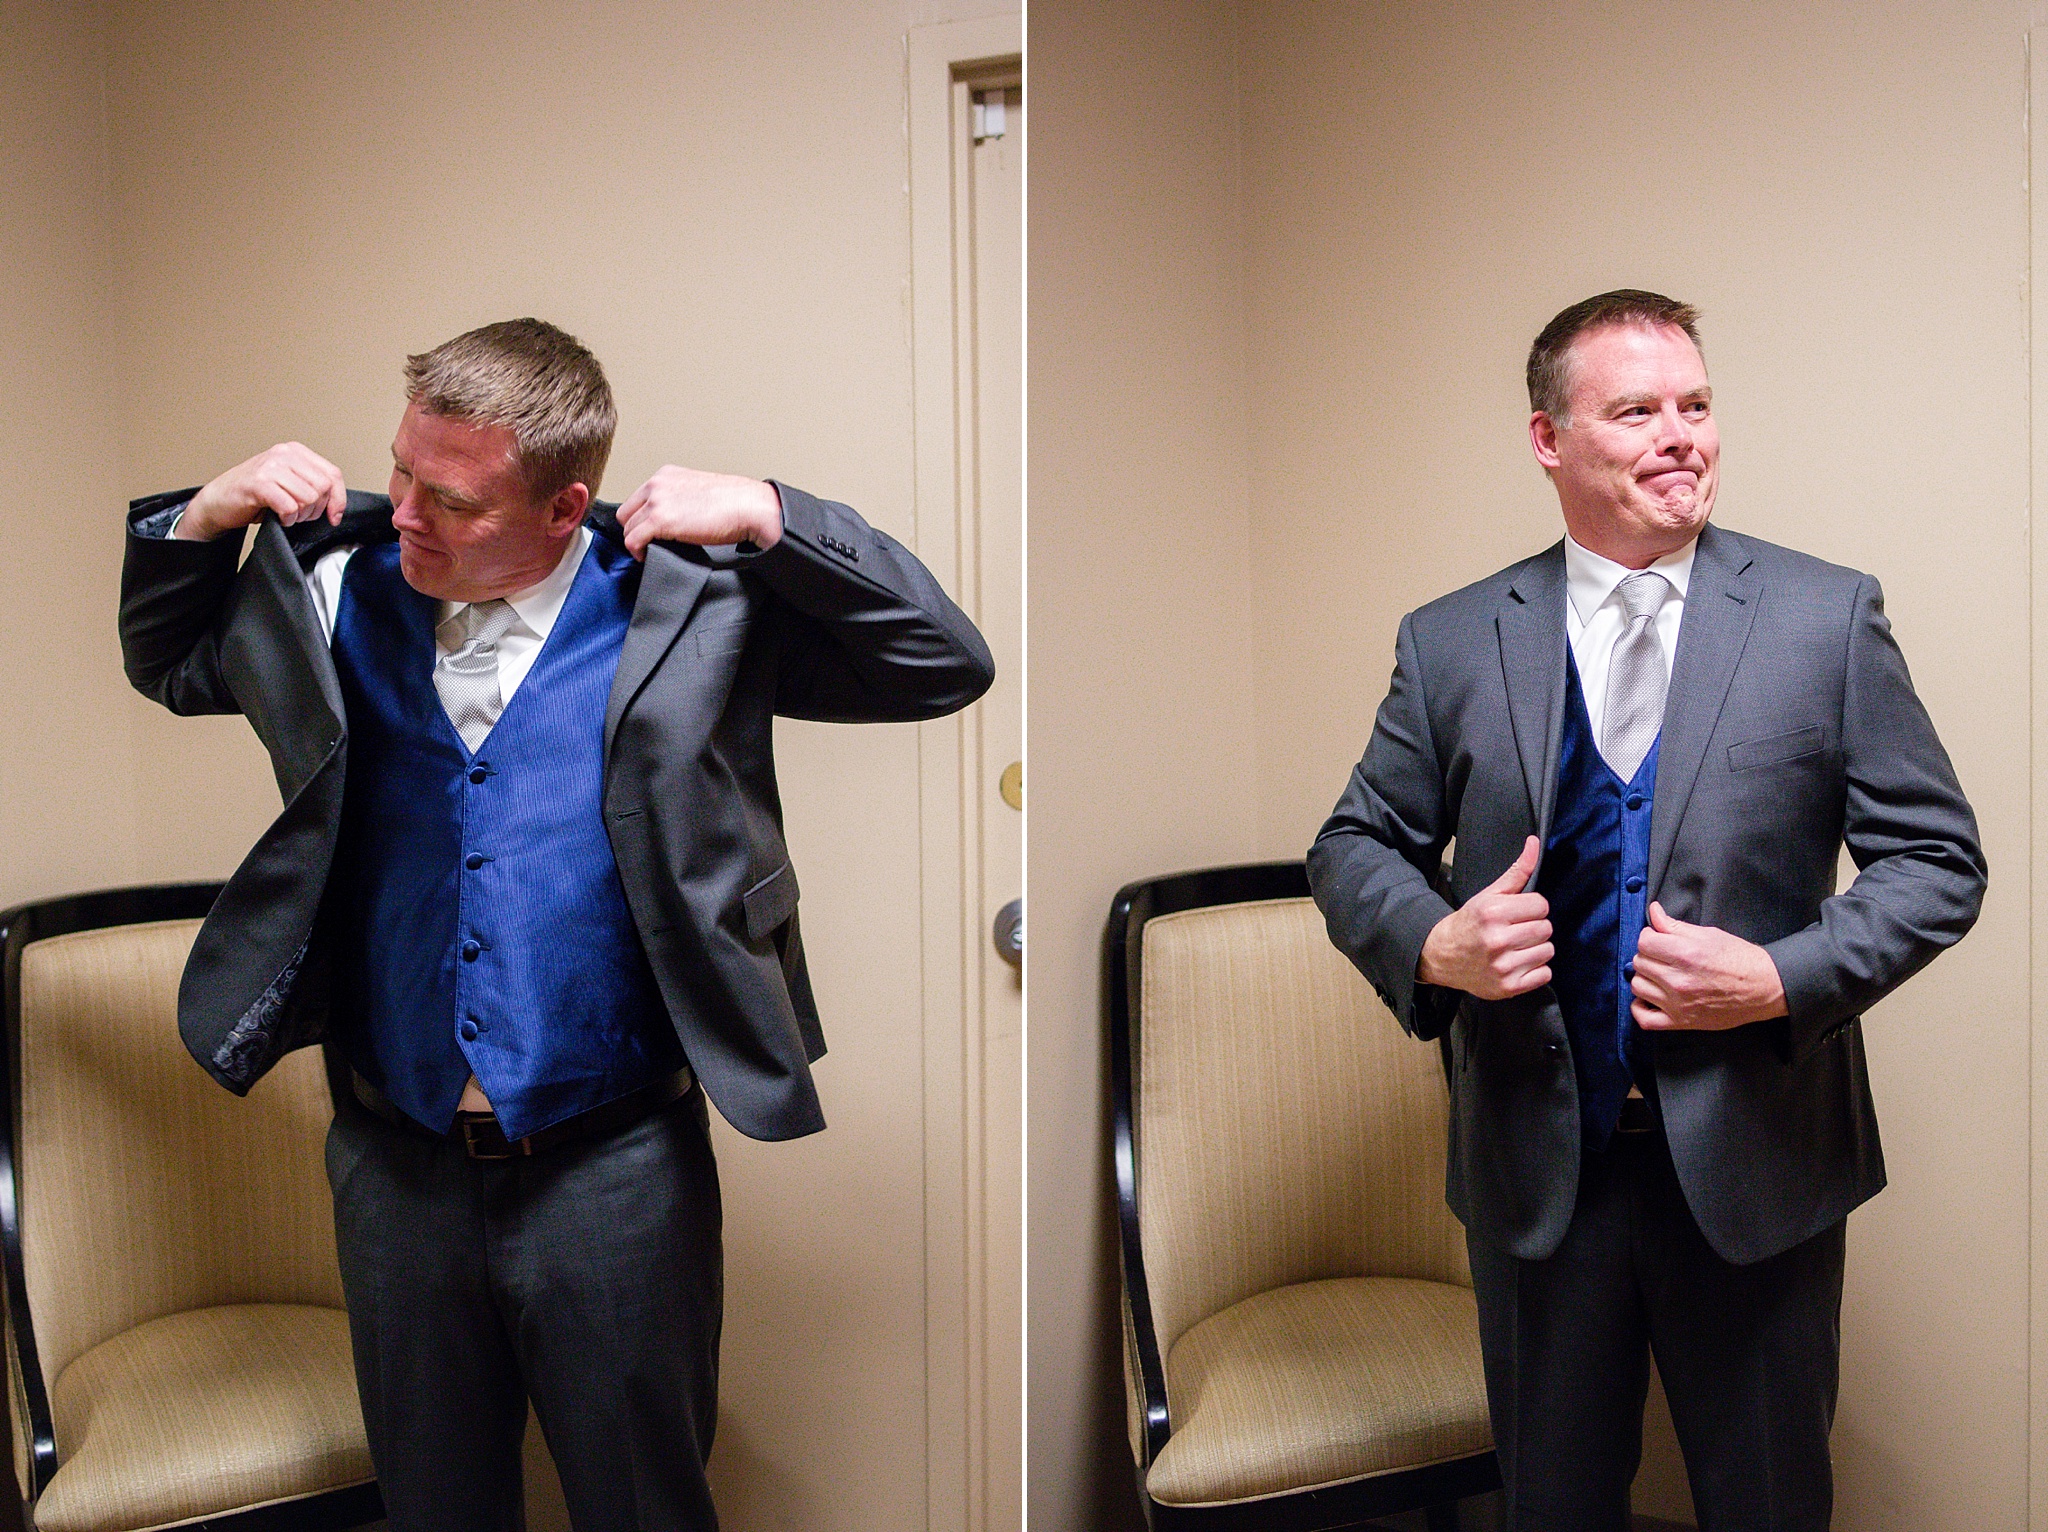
[0,885,382,1531]
[1109,863,1498,1531]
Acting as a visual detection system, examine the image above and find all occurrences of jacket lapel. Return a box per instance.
[1646,523,1759,897]
[251,516,345,733]
[268,488,396,730]
[604,536,711,756]
[1497,544,1568,851]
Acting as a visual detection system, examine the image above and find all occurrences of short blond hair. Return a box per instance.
[403,318,616,500]
[1527,290,1703,428]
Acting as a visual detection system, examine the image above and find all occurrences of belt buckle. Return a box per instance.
[458,1117,516,1161]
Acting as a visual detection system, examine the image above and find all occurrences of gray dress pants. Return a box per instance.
[1465,1123,1846,1532]
[325,1084,724,1532]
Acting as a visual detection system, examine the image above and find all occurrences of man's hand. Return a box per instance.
[616,467,783,561]
[1418,835,1554,999]
[177,442,346,541]
[1631,902,1788,1031]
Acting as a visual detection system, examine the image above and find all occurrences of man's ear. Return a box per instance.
[546,481,591,536]
[1529,411,1564,472]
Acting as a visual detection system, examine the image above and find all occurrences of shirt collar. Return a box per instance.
[436,524,591,643]
[1563,531,1696,627]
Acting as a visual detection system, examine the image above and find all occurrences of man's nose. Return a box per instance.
[1653,403,1695,457]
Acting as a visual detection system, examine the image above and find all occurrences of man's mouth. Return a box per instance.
[1639,469,1699,493]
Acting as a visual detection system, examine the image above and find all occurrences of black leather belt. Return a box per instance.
[1614,1092,1659,1135]
[352,1067,695,1160]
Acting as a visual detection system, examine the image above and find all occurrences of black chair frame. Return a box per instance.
[0,884,383,1531]
[1107,862,1498,1532]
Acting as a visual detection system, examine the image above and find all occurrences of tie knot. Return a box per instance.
[461,599,518,650]
[1617,571,1667,624]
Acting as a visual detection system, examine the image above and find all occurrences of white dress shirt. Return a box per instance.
[1562,532,1694,769]
[302,526,593,696]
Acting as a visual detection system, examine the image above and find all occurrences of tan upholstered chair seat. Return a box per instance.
[1146,1276,1490,1507]
[34,1303,371,1532]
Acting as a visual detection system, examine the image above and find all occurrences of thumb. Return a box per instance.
[1487,835,1542,895]
[1647,901,1684,933]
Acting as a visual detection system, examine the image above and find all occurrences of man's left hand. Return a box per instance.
[1631,901,1789,1031]
[616,467,784,560]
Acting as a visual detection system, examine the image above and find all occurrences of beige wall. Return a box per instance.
[4,0,1009,1526]
[1028,3,1259,1527]
[1032,0,2037,1526]
[0,0,135,913]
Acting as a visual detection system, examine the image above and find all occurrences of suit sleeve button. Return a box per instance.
[1544,1041,1566,1057]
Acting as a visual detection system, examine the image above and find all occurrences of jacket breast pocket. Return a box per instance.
[1727,725,1825,772]
[742,862,801,942]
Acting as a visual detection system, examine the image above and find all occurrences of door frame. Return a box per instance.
[909,14,1023,1532]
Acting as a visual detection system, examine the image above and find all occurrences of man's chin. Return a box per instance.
[397,547,454,600]
[1637,489,1713,539]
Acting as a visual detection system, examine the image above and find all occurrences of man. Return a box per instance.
[119,318,994,1531]
[1307,291,1983,1530]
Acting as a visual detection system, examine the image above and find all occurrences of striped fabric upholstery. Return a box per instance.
[34,1305,370,1532]
[8,918,369,1528]
[1130,897,1488,1504]
[1147,1278,1490,1504]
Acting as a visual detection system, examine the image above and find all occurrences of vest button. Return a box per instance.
[461,940,481,961]
[1624,963,1636,979]
[465,853,485,870]
[469,767,488,785]
[1626,875,1644,893]
[459,1021,478,1042]
[1626,794,1645,811]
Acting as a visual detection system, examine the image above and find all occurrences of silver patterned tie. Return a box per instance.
[433,599,519,752]
[1601,572,1669,781]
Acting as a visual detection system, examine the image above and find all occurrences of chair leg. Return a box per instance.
[1423,1502,1462,1532]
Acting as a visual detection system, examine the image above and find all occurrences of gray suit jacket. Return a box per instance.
[1307,523,1984,1264]
[119,483,994,1143]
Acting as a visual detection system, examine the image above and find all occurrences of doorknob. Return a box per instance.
[993,898,1022,969]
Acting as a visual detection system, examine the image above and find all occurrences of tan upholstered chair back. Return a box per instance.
[1136,897,1467,1360]
[15,918,344,1394]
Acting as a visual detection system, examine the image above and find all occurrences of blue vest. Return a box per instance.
[327,537,683,1139]
[1536,655,1660,1149]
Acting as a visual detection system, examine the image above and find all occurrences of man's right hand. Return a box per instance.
[1416,835,1554,999]
[175,442,347,541]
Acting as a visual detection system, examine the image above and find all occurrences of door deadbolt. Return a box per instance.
[993,898,1022,969]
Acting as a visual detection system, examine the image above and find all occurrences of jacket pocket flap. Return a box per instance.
[742,862,801,941]
[1728,725,1825,771]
